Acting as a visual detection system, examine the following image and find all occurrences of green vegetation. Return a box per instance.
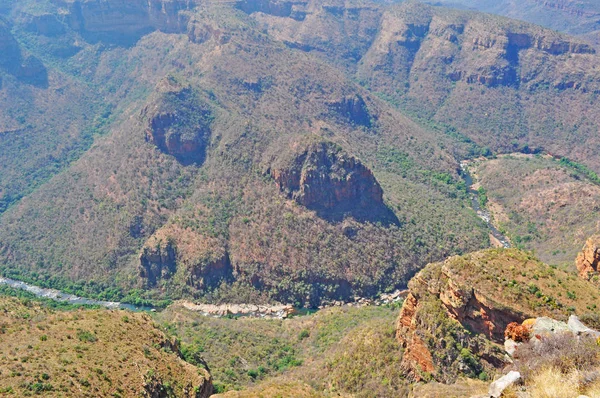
[1,0,598,313]
[558,157,600,185]
[157,304,405,395]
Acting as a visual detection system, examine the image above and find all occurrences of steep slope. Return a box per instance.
[0,2,488,306]
[0,296,212,397]
[248,1,600,172]
[395,248,600,382]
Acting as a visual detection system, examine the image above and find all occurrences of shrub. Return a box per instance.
[76,330,97,343]
[298,329,310,340]
[504,322,531,342]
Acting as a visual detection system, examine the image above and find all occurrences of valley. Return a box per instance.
[1,0,600,396]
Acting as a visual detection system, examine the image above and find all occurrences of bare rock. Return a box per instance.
[489,371,521,398]
[504,339,519,357]
[568,315,600,338]
[271,139,391,223]
[141,76,213,165]
[139,238,177,287]
[530,317,570,337]
[576,235,600,280]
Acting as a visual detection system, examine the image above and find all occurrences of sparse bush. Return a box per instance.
[513,334,600,379]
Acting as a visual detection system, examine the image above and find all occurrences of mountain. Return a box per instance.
[254,0,600,170]
[0,0,598,308]
[0,0,489,307]
[420,0,600,47]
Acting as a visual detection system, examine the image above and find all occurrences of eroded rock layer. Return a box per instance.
[271,139,385,221]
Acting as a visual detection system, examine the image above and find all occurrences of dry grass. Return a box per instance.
[212,380,325,398]
[529,367,580,398]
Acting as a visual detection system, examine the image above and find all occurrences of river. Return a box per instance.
[0,276,154,311]
[460,161,511,248]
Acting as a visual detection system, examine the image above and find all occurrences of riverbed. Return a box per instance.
[0,276,154,311]
[460,161,511,248]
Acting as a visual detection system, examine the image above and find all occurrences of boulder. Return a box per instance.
[530,317,570,337]
[504,339,519,357]
[568,315,600,338]
[488,371,521,398]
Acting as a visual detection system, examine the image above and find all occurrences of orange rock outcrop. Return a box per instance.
[576,235,600,279]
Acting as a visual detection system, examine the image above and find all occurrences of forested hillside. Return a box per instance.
[0,0,598,308]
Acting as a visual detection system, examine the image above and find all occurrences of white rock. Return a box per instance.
[504,339,520,357]
[489,371,521,398]
[568,315,600,338]
[531,317,570,336]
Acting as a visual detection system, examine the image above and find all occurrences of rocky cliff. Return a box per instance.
[58,0,198,43]
[142,77,213,165]
[236,0,309,21]
[140,225,233,291]
[140,237,178,287]
[576,235,600,280]
[396,249,600,382]
[271,139,386,222]
[248,1,600,171]
[328,95,373,127]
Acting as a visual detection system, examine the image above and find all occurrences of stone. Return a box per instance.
[504,339,520,357]
[568,315,600,337]
[531,317,570,337]
[489,371,521,398]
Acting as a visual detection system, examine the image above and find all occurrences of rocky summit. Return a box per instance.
[1,0,600,396]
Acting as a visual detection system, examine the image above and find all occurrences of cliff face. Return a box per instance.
[236,0,309,21]
[59,0,198,43]
[247,1,600,171]
[142,77,212,165]
[246,0,382,66]
[396,249,600,382]
[271,140,386,222]
[140,238,178,287]
[22,13,66,36]
[139,226,233,291]
[395,262,509,382]
[576,235,600,279]
[328,95,373,127]
[362,3,595,91]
